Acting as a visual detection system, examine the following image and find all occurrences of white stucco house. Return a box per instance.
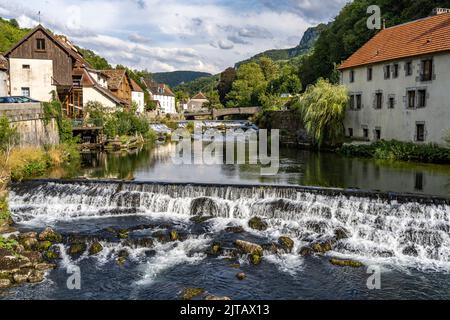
[0,55,8,97]
[81,68,124,111]
[130,79,145,114]
[187,92,209,112]
[339,9,450,145]
[142,79,176,114]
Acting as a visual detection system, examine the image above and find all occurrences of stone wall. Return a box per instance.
[262,110,311,147]
[0,103,60,147]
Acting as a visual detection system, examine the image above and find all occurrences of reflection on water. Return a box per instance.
[78,143,450,196]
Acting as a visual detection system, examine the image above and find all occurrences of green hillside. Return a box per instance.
[0,18,29,54]
[152,71,212,88]
[174,74,220,95]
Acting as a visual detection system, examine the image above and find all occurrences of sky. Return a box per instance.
[0,0,348,74]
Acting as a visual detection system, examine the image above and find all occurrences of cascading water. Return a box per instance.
[9,180,450,272]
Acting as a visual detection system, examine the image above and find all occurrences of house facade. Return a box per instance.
[142,79,176,114]
[0,55,7,96]
[103,69,132,107]
[130,78,145,114]
[4,25,124,117]
[339,10,450,145]
[187,92,209,112]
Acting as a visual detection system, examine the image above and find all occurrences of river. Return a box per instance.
[3,141,450,300]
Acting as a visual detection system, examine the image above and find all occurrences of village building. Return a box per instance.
[339,10,450,145]
[3,25,124,117]
[130,78,145,114]
[102,69,133,107]
[0,55,8,96]
[142,79,176,114]
[187,92,209,112]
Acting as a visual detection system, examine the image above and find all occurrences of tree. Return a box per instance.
[204,90,223,110]
[295,79,348,147]
[258,56,280,82]
[9,19,19,28]
[268,64,302,95]
[226,62,267,107]
[217,67,237,104]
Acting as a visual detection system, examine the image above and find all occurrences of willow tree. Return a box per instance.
[297,79,348,147]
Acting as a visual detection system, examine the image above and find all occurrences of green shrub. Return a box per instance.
[339,140,450,164]
[0,116,18,152]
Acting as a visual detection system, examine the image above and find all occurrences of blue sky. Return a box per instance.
[0,0,348,73]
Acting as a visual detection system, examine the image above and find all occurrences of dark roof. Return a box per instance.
[142,79,175,97]
[102,69,128,91]
[81,69,125,105]
[4,25,89,67]
[191,92,208,100]
[339,12,450,70]
[0,55,7,70]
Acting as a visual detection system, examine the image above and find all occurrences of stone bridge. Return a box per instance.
[185,106,261,120]
[0,103,59,147]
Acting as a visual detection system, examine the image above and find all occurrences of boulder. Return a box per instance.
[34,263,57,271]
[28,270,44,283]
[153,231,170,243]
[18,232,37,240]
[278,236,295,253]
[21,251,43,264]
[299,246,314,257]
[225,226,245,234]
[88,242,104,256]
[236,272,246,280]
[170,230,179,242]
[180,287,205,300]
[248,217,268,231]
[45,250,60,260]
[190,216,214,224]
[116,250,129,266]
[38,227,62,243]
[205,295,231,301]
[20,237,38,251]
[249,253,262,265]
[0,255,25,273]
[311,240,334,254]
[210,243,222,255]
[36,241,53,252]
[234,240,263,256]
[68,243,87,256]
[123,238,154,249]
[262,243,283,255]
[118,230,129,239]
[0,278,12,289]
[330,259,363,268]
[13,268,32,284]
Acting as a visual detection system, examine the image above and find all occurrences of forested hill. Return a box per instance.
[0,18,29,53]
[151,71,212,87]
[235,24,327,67]
[300,0,450,87]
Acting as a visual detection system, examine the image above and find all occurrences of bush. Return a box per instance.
[0,116,18,152]
[339,140,450,164]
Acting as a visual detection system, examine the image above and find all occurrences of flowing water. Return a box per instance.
[3,142,450,300]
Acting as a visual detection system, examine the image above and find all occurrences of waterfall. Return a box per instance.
[9,179,450,271]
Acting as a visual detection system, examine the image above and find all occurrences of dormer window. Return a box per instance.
[36,38,46,51]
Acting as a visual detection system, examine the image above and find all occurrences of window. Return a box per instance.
[407,90,416,109]
[348,128,354,137]
[375,128,381,141]
[406,61,413,76]
[384,65,391,79]
[393,64,399,78]
[21,87,30,97]
[388,96,395,109]
[36,38,46,51]
[416,123,425,142]
[421,59,433,81]
[418,90,427,108]
[356,94,362,109]
[349,95,355,109]
[349,70,355,83]
[363,128,369,139]
[367,67,373,81]
[22,64,30,69]
[375,92,383,109]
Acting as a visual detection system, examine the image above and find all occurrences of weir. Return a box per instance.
[8,179,450,269]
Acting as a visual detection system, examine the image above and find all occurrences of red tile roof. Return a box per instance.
[142,79,175,97]
[102,69,128,91]
[130,78,143,92]
[339,12,450,70]
[81,69,125,105]
[191,92,208,100]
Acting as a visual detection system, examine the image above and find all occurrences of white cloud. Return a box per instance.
[0,0,346,73]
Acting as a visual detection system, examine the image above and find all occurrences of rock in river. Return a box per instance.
[38,227,62,243]
[248,217,268,231]
[180,287,205,300]
[278,236,295,253]
[329,259,363,268]
[89,242,104,256]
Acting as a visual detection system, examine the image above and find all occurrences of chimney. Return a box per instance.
[432,8,450,15]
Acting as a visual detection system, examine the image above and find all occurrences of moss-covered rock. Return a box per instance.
[249,253,263,265]
[123,238,154,249]
[329,259,363,268]
[88,242,103,256]
[180,287,205,300]
[169,230,179,242]
[38,227,62,243]
[45,250,60,260]
[190,216,214,224]
[205,295,231,301]
[28,270,44,283]
[118,230,129,239]
[278,236,295,253]
[13,268,32,284]
[0,278,12,289]
[68,243,87,256]
[234,240,263,256]
[225,226,245,233]
[20,237,38,251]
[236,272,246,280]
[299,246,314,257]
[248,217,268,231]
[311,240,334,254]
[210,243,222,255]
[36,241,52,252]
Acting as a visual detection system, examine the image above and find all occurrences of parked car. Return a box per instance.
[0,96,40,103]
